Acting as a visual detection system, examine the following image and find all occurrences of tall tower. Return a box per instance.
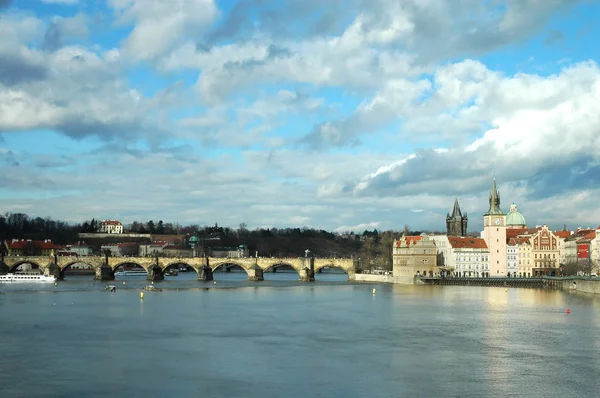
[446,198,468,236]
[483,179,507,277]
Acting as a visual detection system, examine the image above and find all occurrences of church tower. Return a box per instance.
[483,179,507,277]
[446,198,468,236]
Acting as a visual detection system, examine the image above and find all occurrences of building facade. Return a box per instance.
[446,198,468,237]
[99,220,124,234]
[530,225,561,276]
[448,236,489,277]
[392,236,437,284]
[483,179,508,277]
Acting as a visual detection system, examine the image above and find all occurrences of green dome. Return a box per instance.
[506,203,526,227]
[189,236,200,243]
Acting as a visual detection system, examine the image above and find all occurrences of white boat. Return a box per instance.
[0,273,57,283]
[114,270,148,276]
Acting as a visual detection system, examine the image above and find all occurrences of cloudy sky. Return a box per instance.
[1,0,599,233]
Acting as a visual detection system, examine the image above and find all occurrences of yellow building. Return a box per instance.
[392,235,437,284]
[514,237,532,277]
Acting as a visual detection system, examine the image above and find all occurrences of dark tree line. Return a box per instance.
[1,213,425,270]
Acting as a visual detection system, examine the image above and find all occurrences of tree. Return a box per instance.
[157,220,165,234]
[147,220,156,234]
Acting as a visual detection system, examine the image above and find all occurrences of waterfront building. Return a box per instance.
[507,239,518,277]
[506,203,527,229]
[564,229,597,265]
[392,235,437,284]
[100,242,139,257]
[447,236,489,277]
[70,241,92,256]
[513,237,532,277]
[529,225,561,276]
[429,235,455,273]
[139,241,169,256]
[5,239,58,256]
[553,228,571,265]
[482,179,507,277]
[446,198,468,236]
[99,220,124,234]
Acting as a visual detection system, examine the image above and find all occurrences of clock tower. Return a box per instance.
[483,179,507,277]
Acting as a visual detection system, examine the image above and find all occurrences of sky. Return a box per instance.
[1,0,600,233]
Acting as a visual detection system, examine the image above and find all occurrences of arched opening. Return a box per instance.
[9,261,42,274]
[114,262,147,278]
[313,265,348,282]
[162,262,196,278]
[60,261,96,279]
[262,263,299,281]
[212,262,248,280]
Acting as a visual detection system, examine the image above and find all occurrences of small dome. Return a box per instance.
[506,203,526,227]
[189,236,200,243]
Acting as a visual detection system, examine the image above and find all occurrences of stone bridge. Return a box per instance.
[0,255,357,282]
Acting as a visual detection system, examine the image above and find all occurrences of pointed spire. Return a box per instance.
[485,178,504,215]
[451,198,462,217]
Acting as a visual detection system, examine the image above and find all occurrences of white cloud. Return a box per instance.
[108,0,218,62]
[41,0,78,4]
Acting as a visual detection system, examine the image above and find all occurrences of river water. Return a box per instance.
[1,272,600,398]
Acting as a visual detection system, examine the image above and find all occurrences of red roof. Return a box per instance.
[508,237,531,245]
[101,220,122,225]
[7,240,58,250]
[395,236,422,247]
[554,230,571,239]
[448,236,488,249]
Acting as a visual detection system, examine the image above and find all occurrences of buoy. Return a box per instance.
[140,292,144,300]
[123,281,126,285]
[151,281,154,285]
[213,281,216,284]
[54,282,57,286]
[372,288,376,295]
[566,308,570,314]
[505,288,508,292]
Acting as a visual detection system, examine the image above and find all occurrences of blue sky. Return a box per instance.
[1,0,600,232]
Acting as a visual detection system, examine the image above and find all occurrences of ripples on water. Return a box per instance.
[1,274,600,398]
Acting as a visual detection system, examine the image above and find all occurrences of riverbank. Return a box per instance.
[354,274,393,283]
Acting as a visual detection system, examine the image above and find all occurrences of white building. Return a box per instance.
[507,240,518,277]
[99,220,123,234]
[448,236,489,277]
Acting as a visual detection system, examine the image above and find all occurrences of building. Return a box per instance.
[392,235,437,284]
[482,179,507,277]
[554,228,571,265]
[530,225,561,276]
[513,237,532,277]
[99,220,124,234]
[564,229,596,265]
[446,198,468,236]
[507,238,518,277]
[429,235,455,273]
[70,241,93,256]
[5,239,59,256]
[100,242,139,257]
[139,242,169,256]
[209,245,249,258]
[163,245,193,257]
[506,203,527,229]
[447,236,489,277]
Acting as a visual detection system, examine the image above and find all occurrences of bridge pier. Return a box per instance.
[0,261,8,275]
[146,264,164,281]
[299,258,314,282]
[197,265,213,281]
[45,263,61,280]
[94,265,115,281]
[247,263,264,281]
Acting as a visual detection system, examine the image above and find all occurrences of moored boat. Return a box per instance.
[114,270,148,276]
[0,273,57,283]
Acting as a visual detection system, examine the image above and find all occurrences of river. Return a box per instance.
[1,272,599,397]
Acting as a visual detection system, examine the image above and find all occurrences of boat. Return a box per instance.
[165,269,179,276]
[114,270,148,276]
[105,285,117,292]
[143,285,162,292]
[0,273,57,283]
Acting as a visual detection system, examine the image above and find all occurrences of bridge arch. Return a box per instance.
[211,261,249,275]
[163,261,195,275]
[8,260,44,273]
[111,261,148,271]
[262,262,300,274]
[59,260,99,279]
